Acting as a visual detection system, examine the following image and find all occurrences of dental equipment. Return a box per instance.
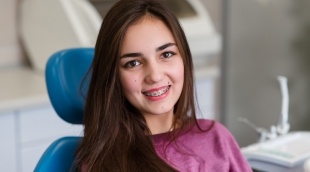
[239,75,290,142]
[277,76,290,135]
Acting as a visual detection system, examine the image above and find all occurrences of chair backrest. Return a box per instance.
[45,47,94,124]
[34,48,94,172]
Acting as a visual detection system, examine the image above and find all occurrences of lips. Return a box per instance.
[143,85,171,97]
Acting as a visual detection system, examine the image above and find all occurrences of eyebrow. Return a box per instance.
[156,42,176,51]
[120,42,176,58]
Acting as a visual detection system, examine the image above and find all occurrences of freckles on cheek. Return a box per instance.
[124,78,140,94]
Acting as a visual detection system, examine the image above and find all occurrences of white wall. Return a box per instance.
[0,0,25,68]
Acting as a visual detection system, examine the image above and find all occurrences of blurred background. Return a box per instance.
[221,0,310,147]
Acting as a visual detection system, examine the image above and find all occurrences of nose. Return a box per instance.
[144,61,164,84]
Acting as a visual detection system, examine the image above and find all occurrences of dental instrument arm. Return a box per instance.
[277,76,290,135]
[238,117,278,142]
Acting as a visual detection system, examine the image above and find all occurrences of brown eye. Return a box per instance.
[124,60,141,68]
[162,51,175,58]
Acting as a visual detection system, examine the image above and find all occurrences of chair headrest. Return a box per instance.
[45,48,94,124]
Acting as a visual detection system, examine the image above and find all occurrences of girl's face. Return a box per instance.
[119,17,184,130]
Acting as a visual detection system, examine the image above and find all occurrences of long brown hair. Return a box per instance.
[75,0,200,171]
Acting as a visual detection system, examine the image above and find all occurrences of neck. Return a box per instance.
[144,112,174,135]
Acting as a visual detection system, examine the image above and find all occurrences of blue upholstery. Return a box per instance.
[34,48,94,172]
[45,47,93,124]
[34,137,81,172]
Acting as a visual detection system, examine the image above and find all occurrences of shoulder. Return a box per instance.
[193,119,237,144]
[195,120,252,171]
[195,119,231,135]
[185,119,252,171]
[178,119,237,146]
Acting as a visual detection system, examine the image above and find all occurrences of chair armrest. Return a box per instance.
[34,136,82,172]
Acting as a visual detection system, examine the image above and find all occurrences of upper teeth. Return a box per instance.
[143,86,170,97]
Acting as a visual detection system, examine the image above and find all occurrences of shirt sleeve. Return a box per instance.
[216,122,253,172]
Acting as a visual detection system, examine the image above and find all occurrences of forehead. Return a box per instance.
[121,17,175,53]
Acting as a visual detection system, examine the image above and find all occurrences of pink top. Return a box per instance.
[152,119,253,172]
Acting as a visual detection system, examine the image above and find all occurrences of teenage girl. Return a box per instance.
[76,0,252,171]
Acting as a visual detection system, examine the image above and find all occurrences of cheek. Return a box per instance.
[120,73,141,94]
[177,66,184,82]
[170,60,184,84]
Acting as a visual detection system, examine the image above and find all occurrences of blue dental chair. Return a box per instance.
[34,48,94,172]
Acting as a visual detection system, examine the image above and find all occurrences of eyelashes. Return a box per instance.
[124,60,141,68]
[122,51,177,68]
[162,51,176,58]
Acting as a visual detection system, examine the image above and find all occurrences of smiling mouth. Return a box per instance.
[143,85,171,97]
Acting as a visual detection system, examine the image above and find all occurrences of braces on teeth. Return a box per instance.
[144,86,169,97]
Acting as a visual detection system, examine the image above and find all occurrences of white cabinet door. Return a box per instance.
[17,105,83,172]
[20,140,53,172]
[196,77,217,119]
[19,105,83,144]
[0,112,16,172]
